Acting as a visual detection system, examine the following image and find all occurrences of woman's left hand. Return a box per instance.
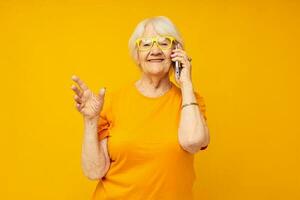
[170,45,193,87]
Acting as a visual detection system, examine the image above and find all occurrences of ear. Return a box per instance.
[135,51,141,65]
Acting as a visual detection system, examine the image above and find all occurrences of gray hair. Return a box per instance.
[128,16,184,65]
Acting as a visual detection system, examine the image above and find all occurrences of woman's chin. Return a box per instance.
[146,64,165,73]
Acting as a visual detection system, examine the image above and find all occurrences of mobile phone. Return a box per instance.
[173,43,182,80]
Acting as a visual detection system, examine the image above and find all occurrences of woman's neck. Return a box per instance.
[135,74,172,98]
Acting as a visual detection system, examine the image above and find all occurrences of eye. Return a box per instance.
[140,38,152,47]
[160,43,168,46]
[158,37,171,47]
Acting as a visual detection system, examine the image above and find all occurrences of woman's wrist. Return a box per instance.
[181,81,197,105]
[84,116,100,124]
[181,102,199,109]
[180,81,193,91]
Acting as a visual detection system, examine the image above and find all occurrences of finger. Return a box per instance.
[171,50,189,58]
[171,57,189,66]
[74,94,82,104]
[98,87,106,101]
[171,55,186,62]
[75,102,82,112]
[171,52,189,61]
[71,85,83,97]
[172,48,185,53]
[171,52,188,59]
[172,50,190,60]
[71,75,89,91]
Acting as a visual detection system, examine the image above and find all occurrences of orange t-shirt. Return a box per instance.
[92,80,207,200]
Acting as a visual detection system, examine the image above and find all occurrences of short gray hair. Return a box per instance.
[128,16,184,65]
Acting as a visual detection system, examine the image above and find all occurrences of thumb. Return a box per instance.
[98,87,106,100]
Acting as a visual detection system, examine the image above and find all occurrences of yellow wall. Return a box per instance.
[0,0,299,199]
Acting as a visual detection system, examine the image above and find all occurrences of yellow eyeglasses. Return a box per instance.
[135,35,176,51]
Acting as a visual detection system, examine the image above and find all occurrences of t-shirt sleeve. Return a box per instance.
[194,91,208,150]
[97,90,113,141]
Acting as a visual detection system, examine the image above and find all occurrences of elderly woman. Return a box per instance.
[71,16,210,200]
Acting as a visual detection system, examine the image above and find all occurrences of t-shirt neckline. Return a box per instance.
[132,80,174,100]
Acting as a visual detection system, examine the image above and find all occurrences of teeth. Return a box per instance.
[149,59,164,62]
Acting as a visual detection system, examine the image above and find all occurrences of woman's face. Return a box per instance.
[136,24,174,77]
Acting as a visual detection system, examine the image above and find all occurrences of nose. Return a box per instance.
[149,42,162,54]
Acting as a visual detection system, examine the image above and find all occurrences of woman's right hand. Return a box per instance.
[71,75,106,120]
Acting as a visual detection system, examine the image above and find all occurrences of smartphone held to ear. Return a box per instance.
[173,43,182,80]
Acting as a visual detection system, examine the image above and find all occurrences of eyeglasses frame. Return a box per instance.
[135,35,177,51]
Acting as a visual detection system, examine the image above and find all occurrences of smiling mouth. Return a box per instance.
[148,59,165,62]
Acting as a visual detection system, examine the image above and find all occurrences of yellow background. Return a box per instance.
[0,0,299,199]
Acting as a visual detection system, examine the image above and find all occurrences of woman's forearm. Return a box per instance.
[81,117,107,180]
[178,82,209,154]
